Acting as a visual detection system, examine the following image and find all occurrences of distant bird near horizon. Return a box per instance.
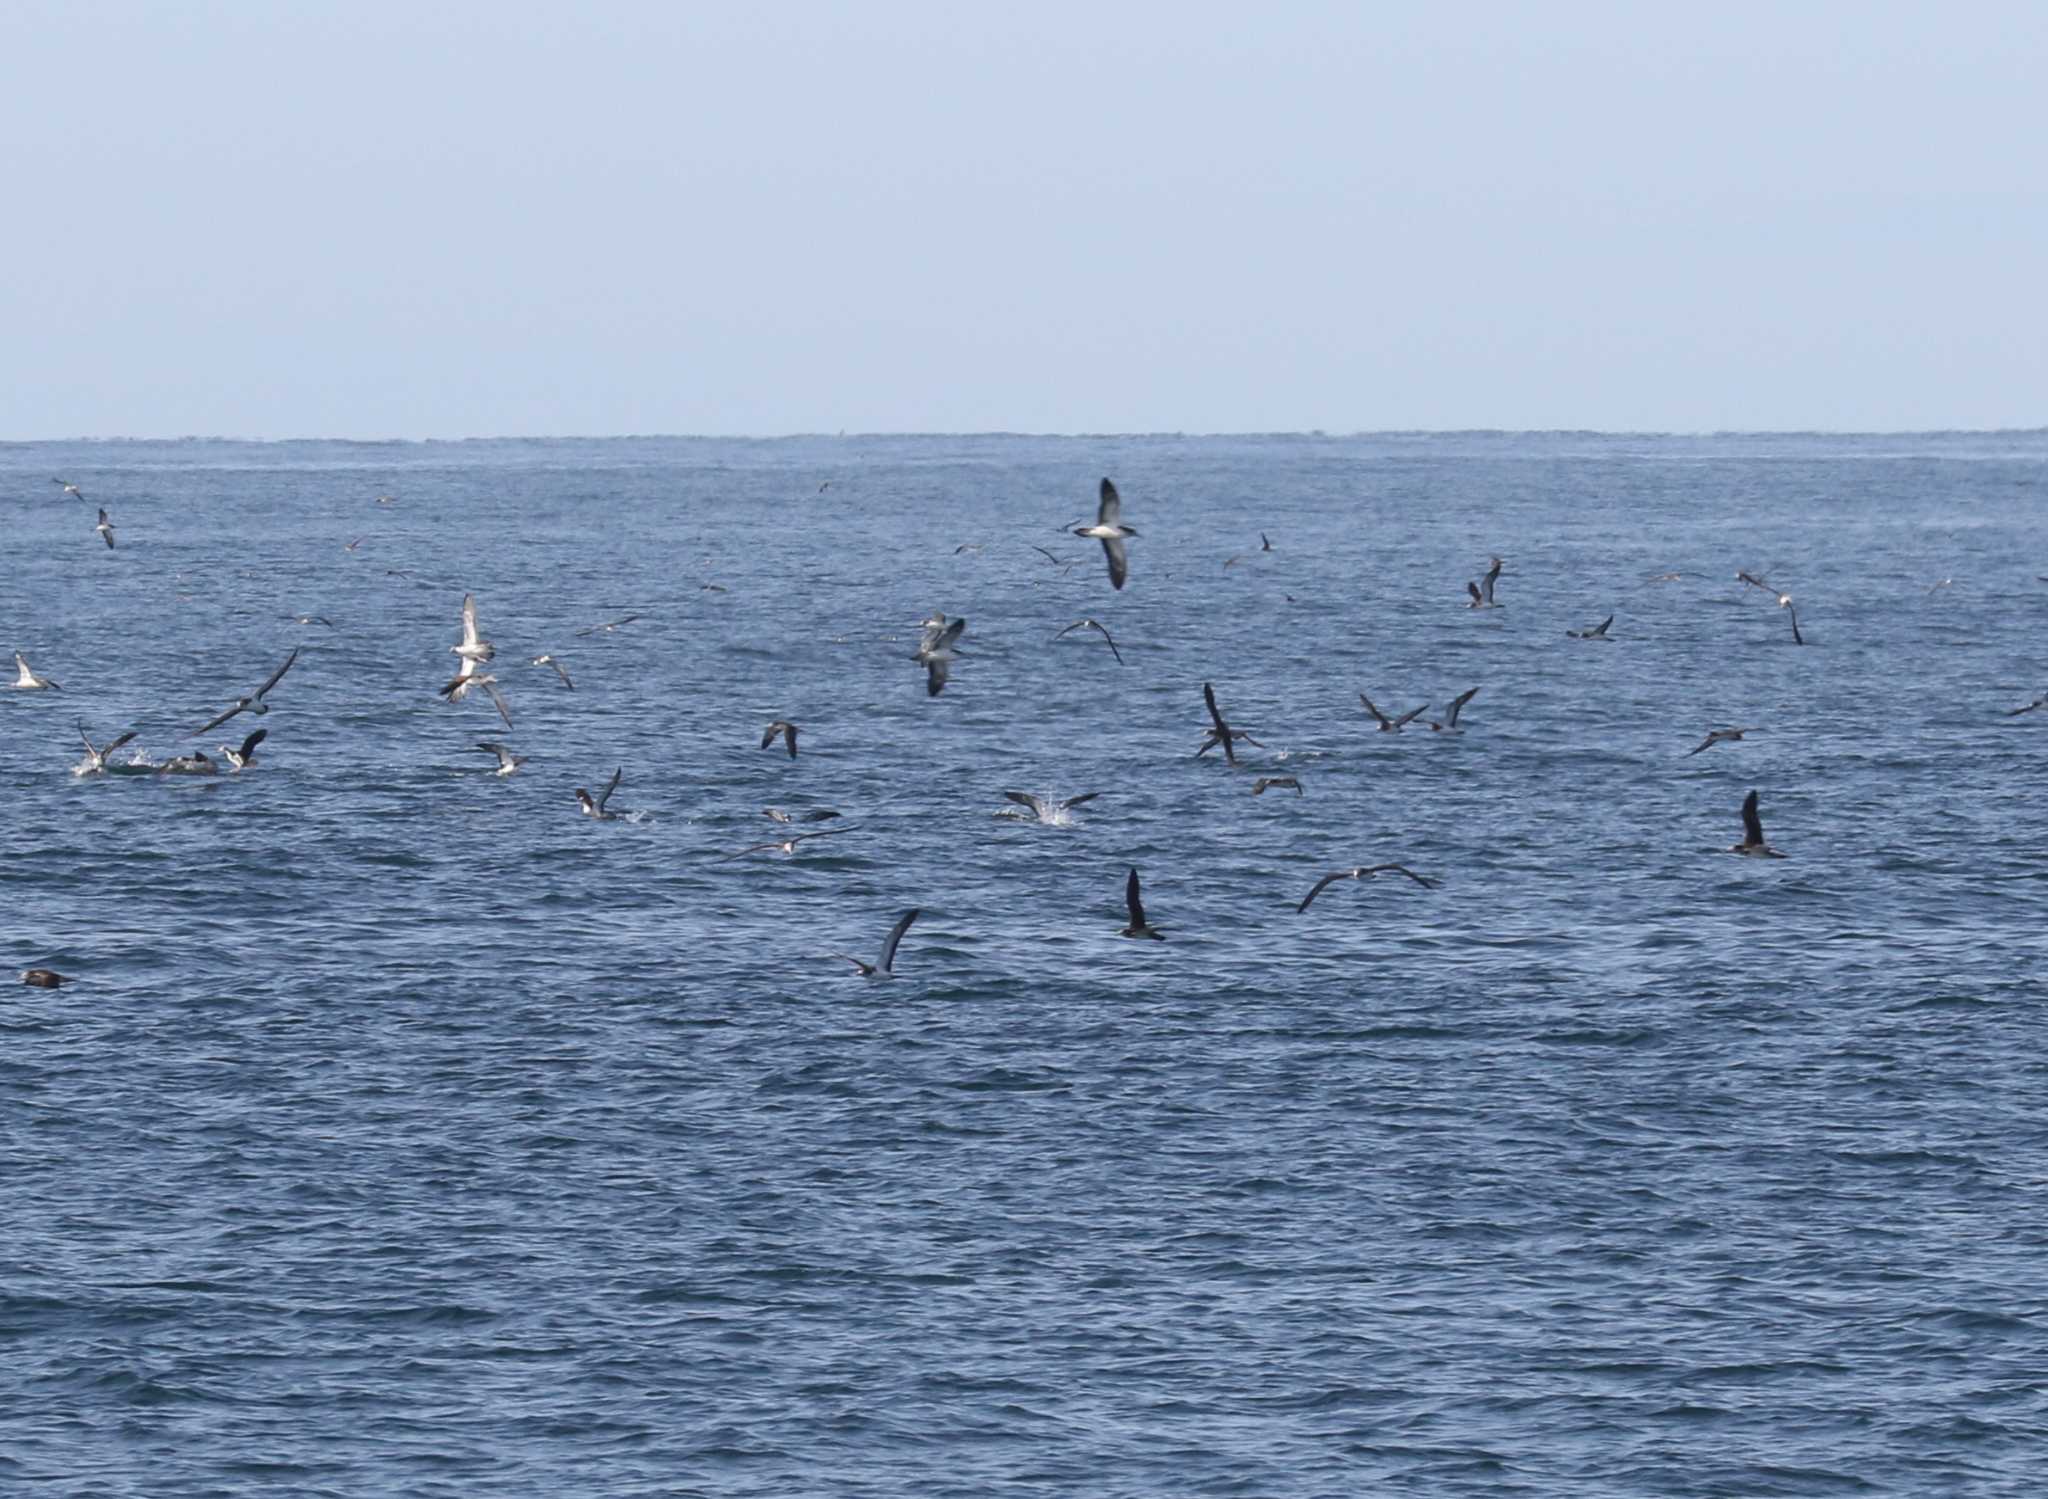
[1053,617,1123,664]
[94,508,115,549]
[1568,615,1613,640]
[1686,726,1759,756]
[1120,867,1164,940]
[1360,694,1427,732]
[1197,682,1263,764]
[762,720,799,758]
[1297,863,1438,912]
[1466,557,1503,609]
[576,768,624,820]
[193,648,297,733]
[830,908,919,977]
[12,653,61,691]
[1729,789,1786,857]
[1073,478,1137,590]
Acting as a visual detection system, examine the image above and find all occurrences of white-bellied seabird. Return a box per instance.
[1428,687,1479,733]
[1730,789,1786,857]
[12,653,61,691]
[1686,726,1759,756]
[193,647,297,734]
[721,827,851,859]
[288,614,335,628]
[1568,615,1613,640]
[440,660,512,729]
[1466,557,1503,609]
[1297,863,1438,912]
[1120,867,1164,940]
[575,768,624,820]
[1000,791,1099,824]
[1053,617,1124,665]
[762,720,799,758]
[1197,682,1263,764]
[157,751,218,776]
[52,479,83,499]
[1073,478,1137,590]
[73,724,139,776]
[914,616,966,697]
[1252,776,1302,796]
[474,741,525,776]
[830,908,920,977]
[451,594,494,663]
[575,613,640,637]
[1360,694,1426,732]
[221,727,267,771]
[22,968,65,988]
[95,508,115,549]
[764,807,841,824]
[530,654,574,689]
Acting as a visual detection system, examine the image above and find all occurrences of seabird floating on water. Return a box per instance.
[1073,479,1138,590]
[73,724,139,776]
[575,768,624,820]
[1686,726,1759,756]
[830,908,920,977]
[1568,615,1614,640]
[193,648,297,734]
[914,615,966,696]
[1252,776,1302,796]
[761,720,799,758]
[1296,863,1438,913]
[1427,687,1480,733]
[1360,694,1426,732]
[221,727,267,771]
[1466,557,1503,609]
[22,969,65,988]
[474,741,525,776]
[1729,789,1786,857]
[1120,867,1164,940]
[12,653,61,691]
[1197,682,1264,764]
[94,508,115,549]
[1053,618,1123,665]
[1000,791,1099,824]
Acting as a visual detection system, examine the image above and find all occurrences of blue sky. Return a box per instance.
[5,2,2043,436]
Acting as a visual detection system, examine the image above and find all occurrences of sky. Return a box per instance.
[4,2,2045,437]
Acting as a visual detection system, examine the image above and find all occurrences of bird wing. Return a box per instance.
[1124,868,1146,927]
[939,617,967,648]
[1092,621,1124,664]
[1366,863,1437,888]
[1481,562,1499,604]
[459,594,480,649]
[1446,688,1479,727]
[483,681,513,729]
[1204,683,1228,735]
[1097,477,1121,527]
[1594,615,1613,635]
[1741,791,1765,845]
[926,657,950,696]
[877,908,921,973]
[256,647,299,699]
[550,659,574,689]
[598,766,622,812]
[1359,694,1391,728]
[193,702,245,736]
[1059,793,1101,810]
[761,723,782,749]
[1467,580,1482,604]
[1102,536,1128,590]
[1298,871,1350,913]
[1394,704,1429,729]
[237,728,268,760]
[1003,792,1046,814]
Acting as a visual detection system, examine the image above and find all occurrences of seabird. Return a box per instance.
[439,660,513,729]
[1568,615,1614,640]
[1782,598,1805,645]
[21,969,65,988]
[1297,864,1438,912]
[344,536,365,552]
[193,647,297,734]
[52,478,84,499]
[1729,789,1786,857]
[375,493,397,505]
[575,768,624,820]
[1648,570,1702,583]
[1927,577,1954,596]
[2005,694,2048,717]
[575,613,640,636]
[1252,776,1302,796]
[157,751,218,776]
[913,615,966,697]
[1072,478,1138,590]
[1000,791,1099,824]
[1197,682,1264,764]
[474,741,525,776]
[1736,571,1791,605]
[1031,545,1080,573]
[763,807,841,824]
[451,594,494,663]
[721,827,851,859]
[288,614,335,628]
[94,508,115,549]
[530,654,574,689]
[1359,694,1427,732]
[1466,557,1503,609]
[830,908,920,977]
[1686,726,1759,756]
[221,727,267,771]
[954,543,985,555]
[1223,534,1275,570]
[1120,867,1164,940]
[73,724,139,776]
[12,653,61,691]
[1053,618,1124,665]
[1427,687,1479,733]
[761,720,799,758]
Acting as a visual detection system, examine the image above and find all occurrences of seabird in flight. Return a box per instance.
[1781,598,1805,645]
[575,768,624,820]
[94,508,115,549]
[830,908,920,977]
[761,720,799,758]
[1073,478,1138,590]
[73,724,139,776]
[2005,693,2048,717]
[451,594,494,663]
[1729,789,1786,857]
[12,653,61,691]
[288,614,335,628]
[474,741,525,776]
[192,647,296,734]
[440,661,513,728]
[1120,867,1164,940]
[1297,863,1438,913]
[721,827,852,859]
[1427,687,1480,734]
[1359,694,1427,732]
[763,807,841,824]
[1000,791,1099,824]
[1568,615,1614,640]
[1466,556,1503,609]
[22,968,66,988]
[51,479,84,499]
[530,654,574,689]
[1053,618,1124,664]
[1252,776,1302,796]
[1197,682,1264,764]
[1736,571,1792,606]
[1686,726,1759,756]
[575,613,640,636]
[914,615,966,696]
[1224,533,1276,569]
[221,727,267,771]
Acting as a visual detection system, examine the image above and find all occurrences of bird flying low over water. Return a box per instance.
[531,654,574,689]
[575,613,640,637]
[1360,694,1427,732]
[1296,863,1438,913]
[2005,693,2048,717]
[193,648,297,733]
[474,741,525,776]
[12,653,61,691]
[1001,791,1099,823]
[722,827,851,859]
[1568,615,1613,640]
[831,908,920,977]
[1120,867,1164,939]
[221,727,267,770]
[440,660,513,729]
[576,768,624,820]
[1686,726,1758,757]
[451,594,494,663]
[1053,617,1124,665]
[95,508,116,549]
[914,615,966,697]
[1197,682,1263,764]
[73,724,139,776]
[761,720,799,758]
[1428,687,1480,733]
[52,478,83,499]
[1073,478,1138,590]
[1467,557,1503,609]
[1252,776,1302,796]
[1729,789,1786,857]
[1736,571,1791,606]
[1781,599,1805,645]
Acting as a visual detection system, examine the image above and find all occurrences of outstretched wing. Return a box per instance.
[1003,792,1045,814]
[1101,536,1127,590]
[1445,688,1479,727]
[598,766,623,813]
[1124,867,1147,927]
[1365,863,1437,889]
[1740,790,1764,845]
[1204,683,1227,735]
[237,727,268,760]
[460,594,480,649]
[257,647,299,699]
[1097,477,1121,527]
[483,681,513,729]
[1359,694,1390,728]
[193,702,244,736]
[877,908,921,974]
[1058,793,1101,810]
[1297,871,1349,914]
